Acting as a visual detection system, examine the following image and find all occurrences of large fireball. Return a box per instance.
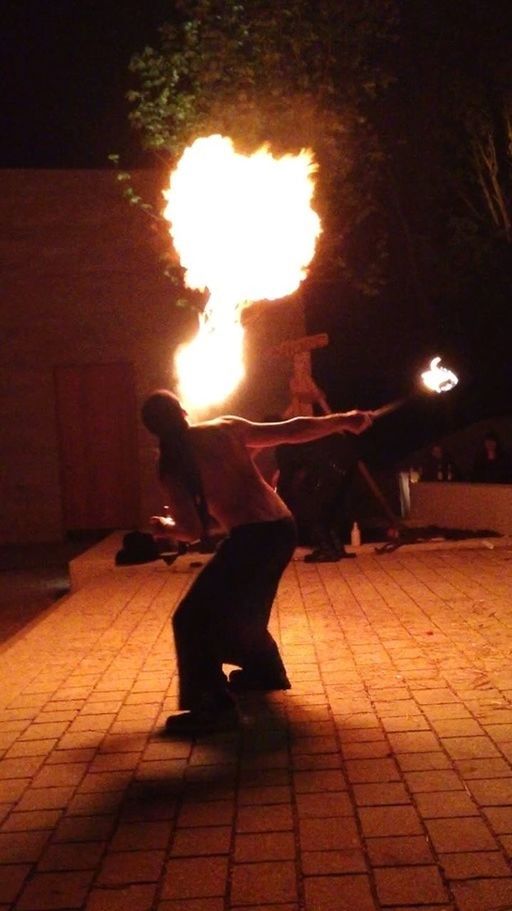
[163,134,321,414]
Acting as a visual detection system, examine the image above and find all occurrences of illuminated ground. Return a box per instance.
[1,544,512,909]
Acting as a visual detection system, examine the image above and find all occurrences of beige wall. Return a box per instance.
[1,169,305,543]
[409,481,512,535]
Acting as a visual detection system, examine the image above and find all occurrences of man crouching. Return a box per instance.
[142,390,373,734]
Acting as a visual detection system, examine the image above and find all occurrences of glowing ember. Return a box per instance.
[163,134,322,412]
[421,357,458,394]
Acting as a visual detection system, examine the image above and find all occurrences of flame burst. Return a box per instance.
[421,357,459,394]
[163,134,322,413]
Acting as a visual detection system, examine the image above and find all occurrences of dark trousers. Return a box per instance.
[172,517,297,710]
[311,478,351,553]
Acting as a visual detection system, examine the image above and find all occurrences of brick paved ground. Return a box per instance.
[1,545,512,910]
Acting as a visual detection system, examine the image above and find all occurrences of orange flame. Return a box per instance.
[163,134,321,413]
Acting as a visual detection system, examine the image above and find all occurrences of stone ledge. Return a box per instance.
[70,527,512,594]
[69,532,126,592]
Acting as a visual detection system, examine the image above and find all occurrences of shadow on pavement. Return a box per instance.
[0,533,107,644]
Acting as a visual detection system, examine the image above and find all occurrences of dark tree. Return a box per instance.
[125,0,398,295]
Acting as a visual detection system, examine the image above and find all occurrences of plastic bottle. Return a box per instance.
[350,521,361,548]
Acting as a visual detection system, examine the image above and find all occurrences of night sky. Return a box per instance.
[3,1,511,461]
[2,0,171,168]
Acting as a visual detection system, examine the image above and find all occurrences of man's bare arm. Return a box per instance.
[225,411,373,448]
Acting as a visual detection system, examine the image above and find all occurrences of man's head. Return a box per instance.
[141,390,188,438]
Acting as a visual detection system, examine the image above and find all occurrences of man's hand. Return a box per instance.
[150,515,176,530]
[340,411,374,435]
[150,514,202,545]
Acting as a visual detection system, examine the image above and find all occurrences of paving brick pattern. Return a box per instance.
[1,547,512,909]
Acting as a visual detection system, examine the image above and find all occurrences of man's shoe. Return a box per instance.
[228,668,291,692]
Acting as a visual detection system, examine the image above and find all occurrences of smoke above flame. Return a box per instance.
[163,134,321,413]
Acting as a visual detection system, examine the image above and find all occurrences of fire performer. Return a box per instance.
[142,389,373,734]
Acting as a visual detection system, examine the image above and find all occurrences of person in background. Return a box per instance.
[275,441,316,546]
[420,442,461,482]
[279,434,358,562]
[471,431,512,484]
[304,434,358,562]
[142,390,373,734]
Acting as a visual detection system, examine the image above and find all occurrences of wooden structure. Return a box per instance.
[269,332,330,416]
[270,330,402,532]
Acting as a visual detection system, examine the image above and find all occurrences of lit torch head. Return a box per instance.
[420,357,458,394]
[163,134,322,415]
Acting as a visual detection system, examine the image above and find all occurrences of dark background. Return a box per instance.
[2,1,171,169]
[2,0,511,465]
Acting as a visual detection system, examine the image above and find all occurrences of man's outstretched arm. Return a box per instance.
[225,411,373,448]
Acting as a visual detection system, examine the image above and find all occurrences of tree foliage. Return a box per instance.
[125,0,398,295]
[450,83,511,252]
[427,0,512,285]
[376,0,512,328]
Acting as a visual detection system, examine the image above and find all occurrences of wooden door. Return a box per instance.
[54,362,139,531]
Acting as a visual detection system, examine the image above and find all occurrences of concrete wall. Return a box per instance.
[1,169,305,543]
[409,481,512,535]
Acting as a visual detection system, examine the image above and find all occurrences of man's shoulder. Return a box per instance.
[192,417,246,449]
[195,416,244,435]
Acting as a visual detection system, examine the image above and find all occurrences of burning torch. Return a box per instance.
[371,357,459,421]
